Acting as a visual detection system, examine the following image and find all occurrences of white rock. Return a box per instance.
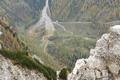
[32,55,44,64]
[111,25,120,34]
[68,25,120,80]
[108,62,120,75]
[0,55,47,80]
[72,59,86,74]
[0,31,3,36]
[95,70,101,79]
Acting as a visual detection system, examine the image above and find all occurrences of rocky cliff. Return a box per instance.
[68,25,120,80]
[0,54,47,80]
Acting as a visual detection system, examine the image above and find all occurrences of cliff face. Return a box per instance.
[0,54,47,80]
[68,25,120,80]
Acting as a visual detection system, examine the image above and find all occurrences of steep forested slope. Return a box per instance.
[0,0,120,25]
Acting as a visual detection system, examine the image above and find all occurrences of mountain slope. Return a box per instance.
[0,17,57,80]
[17,0,120,69]
[0,0,120,70]
[51,0,120,22]
[0,0,120,25]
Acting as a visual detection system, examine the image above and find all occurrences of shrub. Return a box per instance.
[59,68,69,80]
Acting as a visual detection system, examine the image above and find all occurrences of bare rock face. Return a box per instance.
[0,55,47,80]
[68,25,120,80]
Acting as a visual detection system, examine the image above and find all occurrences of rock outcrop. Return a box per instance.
[0,54,47,80]
[68,25,120,80]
